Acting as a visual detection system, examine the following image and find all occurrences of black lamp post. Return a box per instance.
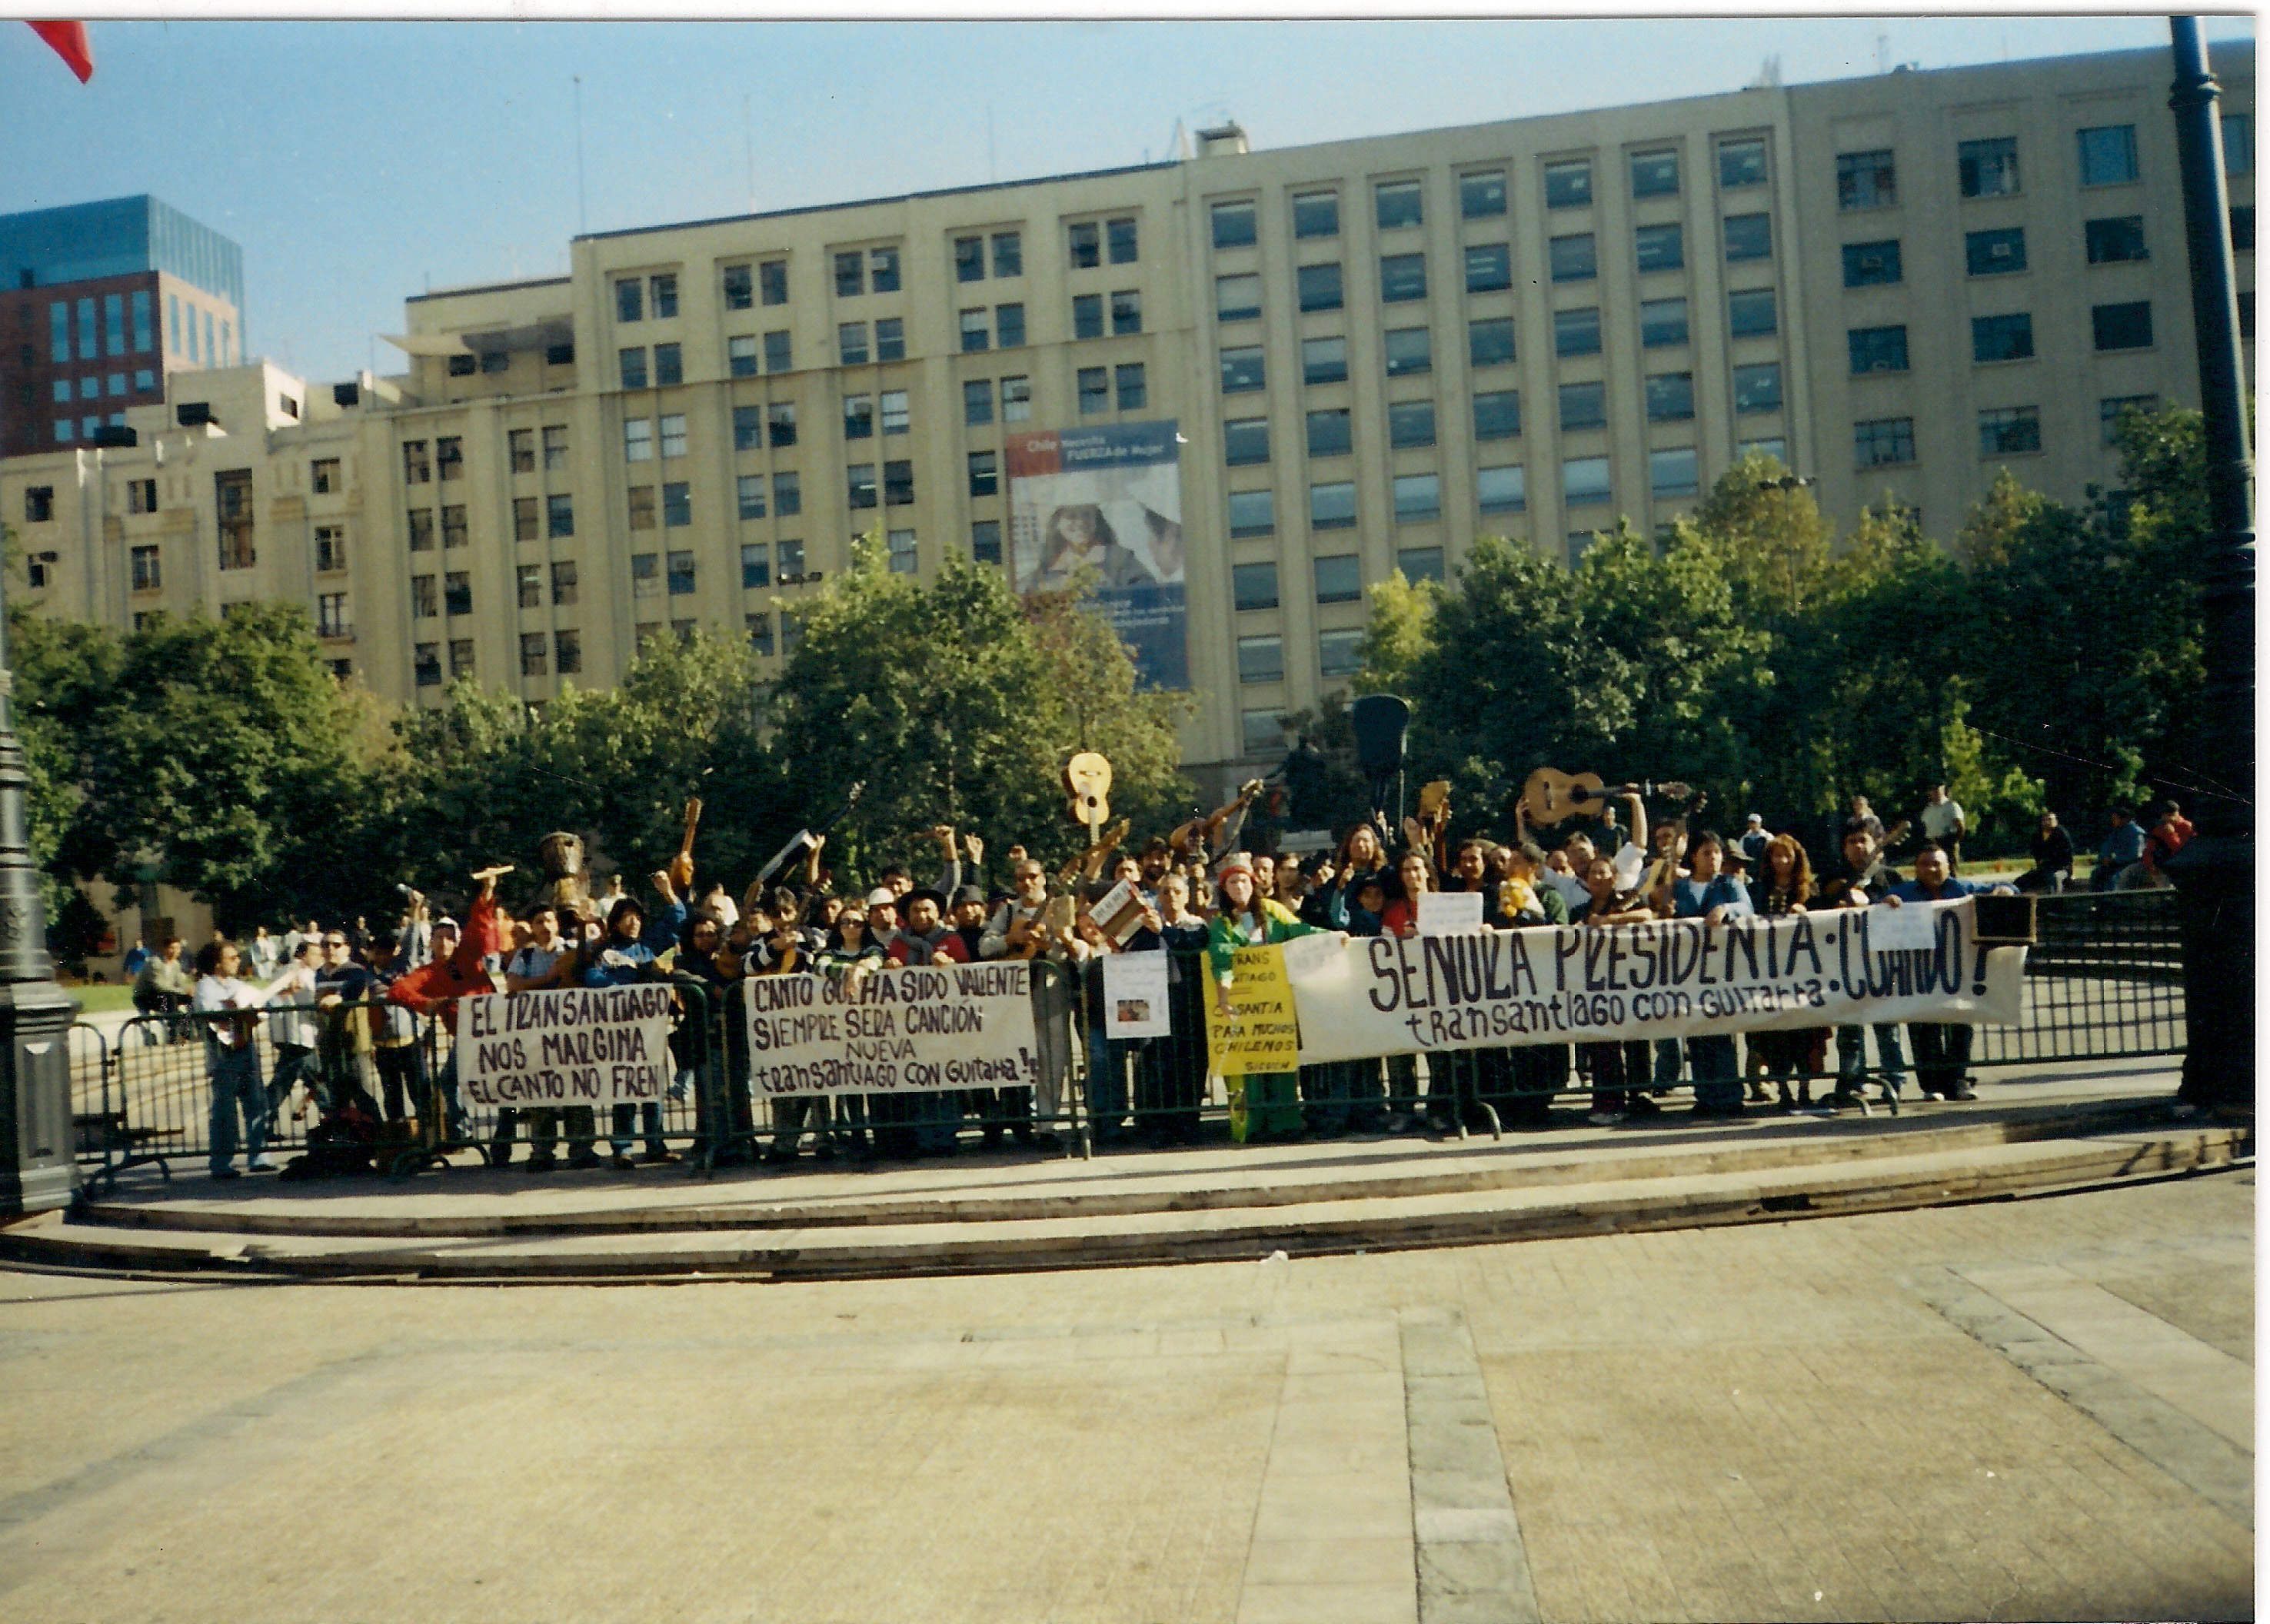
[2165,18,2255,1117]
[0,553,81,1213]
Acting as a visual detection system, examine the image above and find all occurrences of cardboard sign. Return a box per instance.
[456,984,676,1110]
[1085,879,1151,947]
[1416,890,1484,934]
[1102,950,1171,1038]
[1203,943,1299,1077]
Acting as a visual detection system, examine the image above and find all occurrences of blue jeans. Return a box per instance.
[1652,1037,1684,1090]
[1836,1024,1909,1095]
[265,1043,314,1130]
[611,1100,666,1156]
[1685,1034,1742,1111]
[208,1041,268,1174]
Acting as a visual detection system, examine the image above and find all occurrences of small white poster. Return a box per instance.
[1416,890,1485,934]
[1102,950,1172,1038]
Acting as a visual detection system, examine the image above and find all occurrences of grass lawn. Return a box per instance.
[62,983,137,1015]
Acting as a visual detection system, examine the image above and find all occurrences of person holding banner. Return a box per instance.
[1207,851,1317,1144]
[1671,832,1756,1116]
[1878,844,2017,1101]
[1751,835,1829,1113]
[579,885,687,1168]
[1571,855,1663,1125]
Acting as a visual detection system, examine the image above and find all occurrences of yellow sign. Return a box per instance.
[1203,943,1300,1078]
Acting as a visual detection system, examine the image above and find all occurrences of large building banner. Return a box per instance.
[743,962,1041,1097]
[1005,420,1187,690]
[1281,899,2028,1065]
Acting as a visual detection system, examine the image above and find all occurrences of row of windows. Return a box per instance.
[45,291,157,364]
[1837,116,2255,213]
[1839,216,2167,289]
[1854,394,2163,471]
[1208,139,1772,250]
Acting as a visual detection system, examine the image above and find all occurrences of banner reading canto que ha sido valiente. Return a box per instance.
[742,961,1041,1097]
[1283,897,2027,1066]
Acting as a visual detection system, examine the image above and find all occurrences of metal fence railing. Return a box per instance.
[70,890,2188,1186]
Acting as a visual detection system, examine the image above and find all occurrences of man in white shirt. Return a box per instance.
[262,939,323,1133]
[497,904,586,1170]
[1919,784,1967,874]
[194,940,281,1178]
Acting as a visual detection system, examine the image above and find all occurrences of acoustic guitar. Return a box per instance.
[1521,768,1695,828]
[1816,819,1913,907]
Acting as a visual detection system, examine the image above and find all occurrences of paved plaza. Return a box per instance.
[0,1164,2250,1623]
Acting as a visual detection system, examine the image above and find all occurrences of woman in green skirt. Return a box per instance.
[1207,851,1318,1143]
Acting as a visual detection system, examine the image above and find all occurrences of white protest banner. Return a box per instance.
[1416,890,1484,934]
[1286,898,2025,1065]
[744,960,1040,1097]
[1103,950,1171,1038]
[455,984,676,1110]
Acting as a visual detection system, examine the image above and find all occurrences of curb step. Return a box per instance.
[2,1123,2245,1283]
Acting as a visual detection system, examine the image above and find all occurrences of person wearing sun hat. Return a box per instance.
[1205,849,1320,1144]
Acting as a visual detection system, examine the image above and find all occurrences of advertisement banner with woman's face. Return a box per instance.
[1006,421,1187,691]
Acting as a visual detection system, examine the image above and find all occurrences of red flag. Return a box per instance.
[28,22,93,83]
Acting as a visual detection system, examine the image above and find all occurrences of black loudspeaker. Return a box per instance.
[1349,694,1410,779]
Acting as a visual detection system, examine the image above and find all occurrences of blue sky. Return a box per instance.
[1,17,2254,384]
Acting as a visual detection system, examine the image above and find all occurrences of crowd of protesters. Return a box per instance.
[138,780,2185,1180]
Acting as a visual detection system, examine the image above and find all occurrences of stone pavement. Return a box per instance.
[0,1166,2248,1622]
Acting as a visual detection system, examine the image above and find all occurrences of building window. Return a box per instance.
[402,441,431,484]
[1224,418,1270,467]
[22,486,53,524]
[1294,191,1341,238]
[2077,125,2139,187]
[1465,242,1513,291]
[1110,290,1142,335]
[548,494,574,537]
[954,236,985,282]
[1380,254,1427,302]
[1972,311,2035,364]
[1310,481,1356,530]
[968,451,999,495]
[2085,216,2149,264]
[415,644,441,686]
[518,563,543,609]
[1376,180,1423,230]
[1460,169,1507,218]
[1233,560,1280,611]
[1732,362,1782,414]
[1107,217,1139,264]
[1849,324,1909,374]
[774,471,800,514]
[1303,334,1349,384]
[616,279,643,322]
[543,424,568,470]
[1563,455,1612,506]
[619,348,647,390]
[503,430,532,474]
[1559,381,1607,431]
[2093,301,2153,350]
[1071,293,1104,341]
[838,321,869,366]
[449,639,475,678]
[1228,490,1276,539]
[1212,201,1258,249]
[843,395,875,440]
[648,274,678,319]
[733,404,764,451]
[1966,228,2027,276]
[652,343,681,386]
[738,474,767,521]
[1318,628,1365,680]
[214,469,255,569]
[723,265,754,310]
[1383,326,1431,377]
[964,378,994,424]
[1393,472,1440,523]
[1068,221,1100,269]
[1388,399,1436,449]
[1645,372,1694,421]
[1855,416,1916,468]
[995,303,1025,348]
[1959,136,2020,198]
[1837,149,1896,210]
[880,390,909,435]
[1078,367,1110,414]
[1242,710,1288,755]
[442,505,468,549]
[870,246,900,293]
[1719,138,1768,188]
[131,288,152,352]
[1217,273,1263,322]
[1643,297,1698,349]
[519,632,548,677]
[1630,149,1680,198]
[960,308,991,352]
[1979,405,2042,458]
[1722,214,1772,262]
[127,478,157,514]
[1543,159,1593,209]
[1469,317,1516,368]
[2101,394,2156,445]
[664,548,696,594]
[1297,262,1343,313]
[130,543,161,590]
[1002,375,1033,422]
[628,486,657,531]
[764,331,792,372]
[847,464,877,510]
[1548,234,1596,282]
[835,251,864,298]
[1472,390,1520,441]
[970,521,1003,566]
[887,529,918,574]
[411,574,439,618]
[1633,224,1683,275]
[1649,447,1699,499]
[1476,464,1526,514]
[1306,408,1353,458]
[443,571,472,616]
[1740,436,1789,466]
[756,261,788,306]
[1396,547,1444,584]
[1117,363,1146,410]
[1553,307,1602,357]
[1842,240,1902,287]
[663,481,692,527]
[2225,113,2255,175]
[1238,634,1285,684]
[552,561,578,605]
[778,541,806,578]
[625,418,654,462]
[874,318,904,362]
[631,552,661,597]
[768,403,797,447]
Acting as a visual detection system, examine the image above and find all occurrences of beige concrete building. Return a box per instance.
[3,42,2252,807]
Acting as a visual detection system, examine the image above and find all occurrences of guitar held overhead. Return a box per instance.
[1519,768,1695,828]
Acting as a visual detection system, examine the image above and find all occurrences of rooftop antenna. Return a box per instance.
[573,75,589,235]
[1748,53,1782,89]
[1876,30,1889,74]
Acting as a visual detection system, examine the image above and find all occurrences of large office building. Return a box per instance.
[2,44,2252,802]
[0,195,245,459]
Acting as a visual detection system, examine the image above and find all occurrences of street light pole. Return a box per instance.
[2165,18,2255,1116]
[0,549,81,1213]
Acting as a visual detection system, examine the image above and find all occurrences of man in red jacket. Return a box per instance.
[386,864,511,1146]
